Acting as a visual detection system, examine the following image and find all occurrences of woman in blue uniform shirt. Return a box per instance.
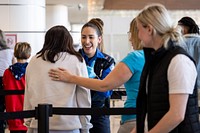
[79,18,115,133]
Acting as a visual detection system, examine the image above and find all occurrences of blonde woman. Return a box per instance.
[132,3,200,133]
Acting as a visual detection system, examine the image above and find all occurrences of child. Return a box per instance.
[3,42,31,133]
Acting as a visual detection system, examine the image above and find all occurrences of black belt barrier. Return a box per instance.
[0,90,200,133]
[0,89,24,95]
[0,104,136,133]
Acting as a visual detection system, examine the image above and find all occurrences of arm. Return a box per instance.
[2,70,9,111]
[76,62,92,133]
[76,85,92,133]
[148,94,188,133]
[149,55,197,132]
[23,67,32,127]
[49,62,132,92]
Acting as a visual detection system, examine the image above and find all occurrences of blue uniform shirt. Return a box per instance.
[80,48,114,98]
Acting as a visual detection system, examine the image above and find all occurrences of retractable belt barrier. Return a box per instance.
[0,106,137,121]
[0,90,200,133]
[0,89,24,95]
[0,104,136,133]
[0,90,136,133]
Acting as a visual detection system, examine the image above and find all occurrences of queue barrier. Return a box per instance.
[0,90,200,133]
[0,104,136,133]
[0,89,136,133]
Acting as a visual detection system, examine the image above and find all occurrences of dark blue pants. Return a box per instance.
[90,114,110,133]
[90,93,110,133]
[0,77,5,133]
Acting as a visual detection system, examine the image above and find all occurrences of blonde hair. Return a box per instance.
[129,18,142,50]
[14,42,31,59]
[136,3,184,48]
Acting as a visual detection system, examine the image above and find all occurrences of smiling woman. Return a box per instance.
[133,3,200,133]
[78,18,115,133]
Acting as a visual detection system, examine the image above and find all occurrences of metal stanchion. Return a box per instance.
[35,104,52,133]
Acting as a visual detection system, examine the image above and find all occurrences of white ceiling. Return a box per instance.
[46,0,88,24]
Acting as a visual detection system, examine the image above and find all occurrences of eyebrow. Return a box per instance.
[81,34,97,37]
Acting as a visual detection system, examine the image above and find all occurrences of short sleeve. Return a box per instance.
[168,54,197,94]
[121,50,144,74]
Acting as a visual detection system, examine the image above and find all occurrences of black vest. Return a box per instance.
[137,44,200,133]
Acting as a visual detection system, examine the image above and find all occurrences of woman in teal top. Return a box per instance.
[49,18,145,133]
[120,50,144,126]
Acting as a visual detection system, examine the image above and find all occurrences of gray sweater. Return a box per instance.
[24,52,92,133]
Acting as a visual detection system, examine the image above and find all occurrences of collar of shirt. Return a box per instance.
[80,48,105,66]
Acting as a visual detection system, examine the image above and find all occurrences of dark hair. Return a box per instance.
[0,29,9,50]
[14,42,31,59]
[37,25,83,63]
[88,18,104,35]
[178,17,199,34]
[81,18,104,52]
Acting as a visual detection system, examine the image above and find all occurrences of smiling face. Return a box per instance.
[81,27,102,58]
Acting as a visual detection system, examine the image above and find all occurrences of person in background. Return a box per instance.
[79,18,115,133]
[178,17,199,35]
[117,18,144,133]
[0,29,16,133]
[23,25,92,133]
[178,16,200,107]
[48,18,144,133]
[3,42,31,133]
[130,3,200,133]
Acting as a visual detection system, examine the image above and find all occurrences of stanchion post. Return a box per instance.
[35,104,52,133]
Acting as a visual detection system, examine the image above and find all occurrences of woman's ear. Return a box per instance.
[147,24,154,35]
[98,36,102,44]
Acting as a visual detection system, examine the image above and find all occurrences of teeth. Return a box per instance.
[84,44,92,48]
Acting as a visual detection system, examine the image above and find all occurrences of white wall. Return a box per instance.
[0,0,46,58]
[89,11,139,63]
[89,10,200,63]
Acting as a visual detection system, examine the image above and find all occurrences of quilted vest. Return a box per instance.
[136,43,200,133]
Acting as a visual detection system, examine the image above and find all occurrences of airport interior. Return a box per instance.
[1,0,200,132]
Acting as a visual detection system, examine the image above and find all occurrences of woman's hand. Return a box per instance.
[48,68,72,82]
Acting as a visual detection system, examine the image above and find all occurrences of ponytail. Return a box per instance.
[162,27,185,48]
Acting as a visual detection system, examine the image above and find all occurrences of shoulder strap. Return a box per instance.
[102,54,115,69]
[94,54,115,78]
